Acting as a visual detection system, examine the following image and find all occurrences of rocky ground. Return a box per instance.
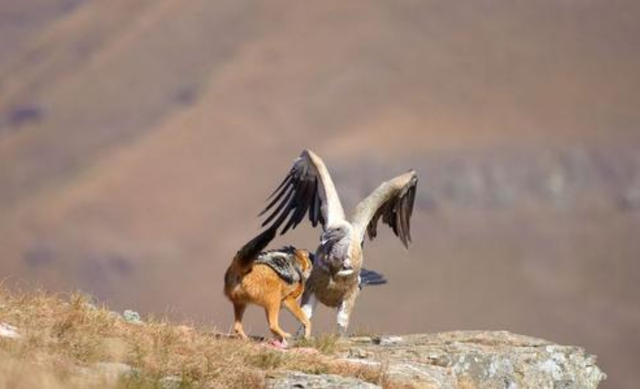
[0,289,605,389]
[322,332,606,389]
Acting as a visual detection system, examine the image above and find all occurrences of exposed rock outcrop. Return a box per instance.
[267,331,605,389]
[340,331,605,388]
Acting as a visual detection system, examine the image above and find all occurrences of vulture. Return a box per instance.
[259,149,418,335]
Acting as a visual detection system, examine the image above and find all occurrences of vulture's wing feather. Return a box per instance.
[351,170,418,248]
[260,149,346,234]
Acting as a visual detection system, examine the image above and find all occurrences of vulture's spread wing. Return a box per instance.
[351,170,418,248]
[260,149,346,234]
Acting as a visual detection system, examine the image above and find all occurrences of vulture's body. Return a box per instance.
[258,149,418,335]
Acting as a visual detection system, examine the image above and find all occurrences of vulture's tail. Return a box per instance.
[359,268,387,289]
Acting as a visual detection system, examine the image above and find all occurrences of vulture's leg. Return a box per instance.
[283,297,311,339]
[336,292,357,337]
[295,290,317,337]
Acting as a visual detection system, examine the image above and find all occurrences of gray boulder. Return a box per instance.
[338,331,605,389]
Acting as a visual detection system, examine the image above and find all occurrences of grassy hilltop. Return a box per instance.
[0,288,383,389]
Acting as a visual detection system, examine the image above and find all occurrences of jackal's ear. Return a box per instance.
[296,250,313,271]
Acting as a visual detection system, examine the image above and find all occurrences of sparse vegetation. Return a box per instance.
[292,333,341,355]
[0,287,388,388]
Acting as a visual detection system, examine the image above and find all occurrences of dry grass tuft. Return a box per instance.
[326,360,389,387]
[292,333,342,354]
[0,287,389,388]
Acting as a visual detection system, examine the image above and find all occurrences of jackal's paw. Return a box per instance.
[234,330,248,340]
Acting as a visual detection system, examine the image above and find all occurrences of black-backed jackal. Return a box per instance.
[223,227,313,341]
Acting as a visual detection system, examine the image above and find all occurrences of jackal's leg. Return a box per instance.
[233,303,248,339]
[264,300,290,341]
[283,297,311,339]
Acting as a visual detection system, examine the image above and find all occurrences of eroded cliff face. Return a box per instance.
[269,331,606,389]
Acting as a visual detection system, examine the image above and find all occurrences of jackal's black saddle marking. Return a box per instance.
[255,246,305,285]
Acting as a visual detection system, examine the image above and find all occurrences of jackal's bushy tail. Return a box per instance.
[234,226,277,269]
